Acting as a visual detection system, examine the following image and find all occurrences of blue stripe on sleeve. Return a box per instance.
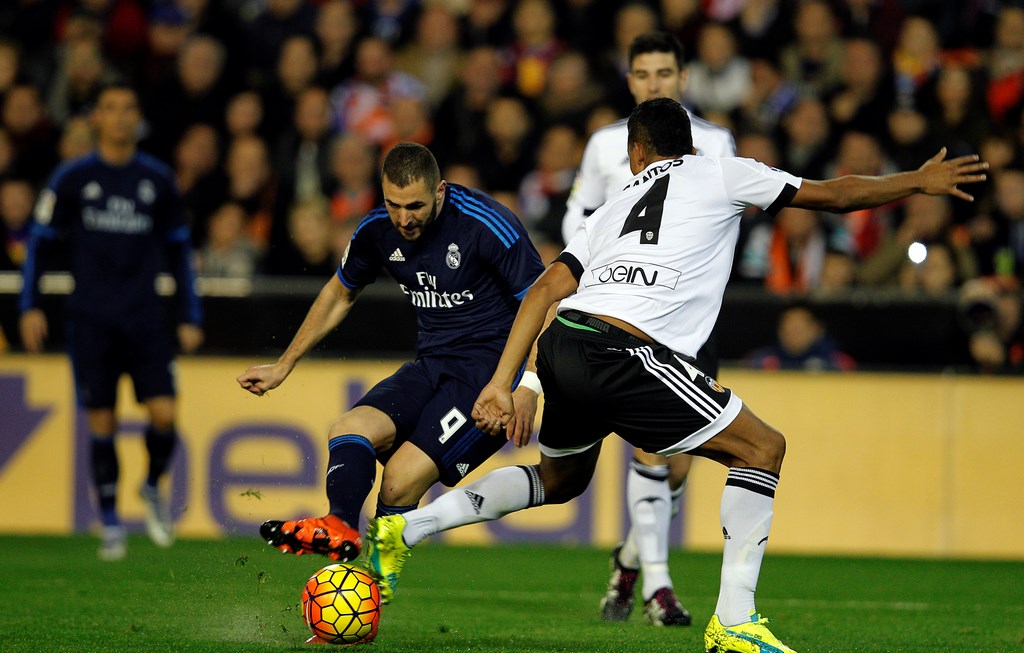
[352,207,389,237]
[336,266,359,289]
[18,223,60,313]
[449,188,519,248]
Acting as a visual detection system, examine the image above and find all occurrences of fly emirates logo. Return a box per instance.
[584,260,681,289]
[399,271,475,308]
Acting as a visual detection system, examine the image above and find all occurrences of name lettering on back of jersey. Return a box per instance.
[585,260,681,289]
[398,270,475,308]
[83,196,153,234]
[623,157,685,191]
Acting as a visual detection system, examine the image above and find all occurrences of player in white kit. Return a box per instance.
[365,98,987,653]
[563,31,736,626]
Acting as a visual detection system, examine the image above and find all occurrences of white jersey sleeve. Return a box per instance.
[561,125,621,245]
[560,217,592,273]
[720,157,802,214]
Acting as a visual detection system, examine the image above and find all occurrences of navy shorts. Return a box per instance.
[67,315,177,408]
[536,313,742,458]
[355,345,520,487]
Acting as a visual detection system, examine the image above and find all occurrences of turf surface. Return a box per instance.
[1,534,1022,652]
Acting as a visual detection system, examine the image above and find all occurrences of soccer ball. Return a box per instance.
[301,563,381,645]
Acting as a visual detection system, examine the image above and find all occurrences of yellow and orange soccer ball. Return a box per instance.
[301,563,381,645]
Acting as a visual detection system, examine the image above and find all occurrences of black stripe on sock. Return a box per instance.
[630,458,669,481]
[725,467,779,498]
[518,464,545,507]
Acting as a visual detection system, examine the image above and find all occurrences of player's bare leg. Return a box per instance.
[690,404,797,653]
[376,442,439,513]
[261,407,394,560]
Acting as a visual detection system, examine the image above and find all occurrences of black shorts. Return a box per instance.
[355,345,519,487]
[536,311,742,457]
[67,315,177,409]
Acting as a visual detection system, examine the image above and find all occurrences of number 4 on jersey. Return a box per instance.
[620,176,668,244]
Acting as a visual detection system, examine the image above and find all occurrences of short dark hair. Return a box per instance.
[95,81,139,103]
[381,142,440,189]
[629,31,685,69]
[627,97,693,158]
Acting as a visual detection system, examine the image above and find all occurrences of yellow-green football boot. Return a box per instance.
[704,612,798,653]
[365,515,412,604]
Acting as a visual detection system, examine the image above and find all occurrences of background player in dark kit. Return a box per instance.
[20,83,203,560]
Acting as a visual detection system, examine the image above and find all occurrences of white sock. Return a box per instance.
[714,467,779,626]
[401,465,544,547]
[624,460,672,600]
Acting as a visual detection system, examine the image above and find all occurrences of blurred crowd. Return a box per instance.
[0,0,1022,370]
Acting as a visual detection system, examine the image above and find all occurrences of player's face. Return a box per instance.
[627,52,687,104]
[91,89,141,146]
[382,177,445,241]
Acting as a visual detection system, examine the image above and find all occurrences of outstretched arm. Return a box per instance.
[473,262,579,435]
[792,148,988,212]
[506,301,560,447]
[237,275,359,396]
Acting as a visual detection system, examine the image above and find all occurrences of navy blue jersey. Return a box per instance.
[338,183,544,355]
[20,151,201,325]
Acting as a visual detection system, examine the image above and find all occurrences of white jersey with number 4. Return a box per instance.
[558,155,802,357]
[561,111,736,244]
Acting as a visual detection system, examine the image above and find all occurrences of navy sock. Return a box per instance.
[90,435,119,526]
[375,499,418,518]
[144,425,177,487]
[325,435,377,528]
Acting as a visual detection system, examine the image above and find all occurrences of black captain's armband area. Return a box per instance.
[554,252,584,281]
[620,175,669,245]
[765,183,798,217]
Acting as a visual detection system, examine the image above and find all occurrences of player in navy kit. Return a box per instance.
[365,99,986,652]
[238,143,545,566]
[19,83,203,560]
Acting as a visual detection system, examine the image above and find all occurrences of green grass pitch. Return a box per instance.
[1,534,1022,652]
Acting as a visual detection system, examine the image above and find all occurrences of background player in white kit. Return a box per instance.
[563,31,736,625]
[365,98,987,653]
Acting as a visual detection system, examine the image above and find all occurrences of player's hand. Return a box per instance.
[472,382,514,437]
[178,323,204,354]
[19,309,47,353]
[237,362,290,396]
[507,386,538,447]
[918,148,988,201]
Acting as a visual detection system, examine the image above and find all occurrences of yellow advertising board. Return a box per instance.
[0,356,1021,559]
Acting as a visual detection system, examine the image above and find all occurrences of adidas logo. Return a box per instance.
[464,489,484,513]
[456,463,470,477]
[389,248,405,262]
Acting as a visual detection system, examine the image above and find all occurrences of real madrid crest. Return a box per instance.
[138,179,156,204]
[446,243,461,269]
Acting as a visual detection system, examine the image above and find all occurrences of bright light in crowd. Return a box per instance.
[908,241,927,264]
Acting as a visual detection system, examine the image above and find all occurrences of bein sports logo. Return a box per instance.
[584,260,680,289]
